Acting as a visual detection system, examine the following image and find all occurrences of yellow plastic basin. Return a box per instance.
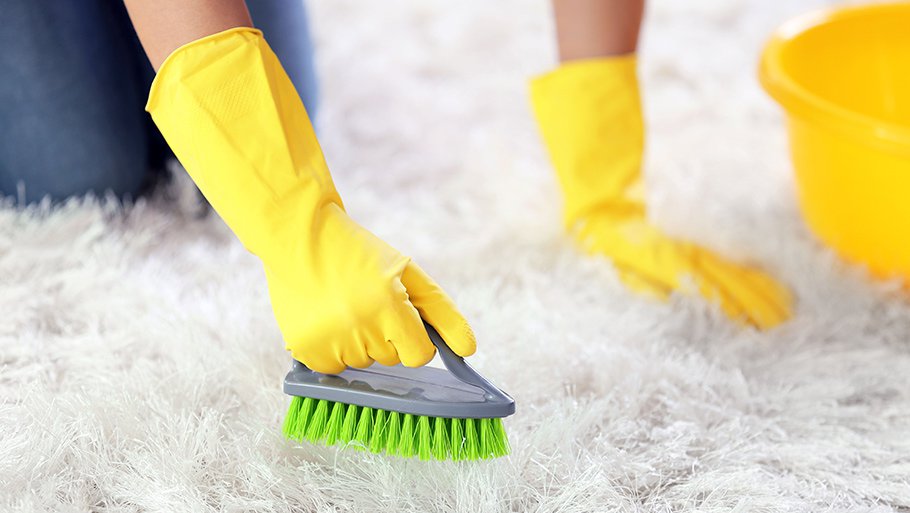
[760,2,910,281]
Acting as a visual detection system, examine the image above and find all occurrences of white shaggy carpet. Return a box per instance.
[4,0,910,511]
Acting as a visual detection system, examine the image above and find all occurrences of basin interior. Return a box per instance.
[778,6,910,127]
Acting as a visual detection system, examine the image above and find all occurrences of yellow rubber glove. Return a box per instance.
[146,28,475,372]
[530,56,792,329]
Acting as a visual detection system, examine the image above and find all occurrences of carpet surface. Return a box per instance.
[4,0,910,511]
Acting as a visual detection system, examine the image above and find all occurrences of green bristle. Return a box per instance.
[352,407,373,449]
[416,416,432,461]
[399,414,416,458]
[302,398,319,433]
[431,417,449,460]
[490,418,510,457]
[282,396,303,439]
[340,403,359,442]
[304,399,330,442]
[323,401,346,445]
[449,418,464,461]
[282,399,511,462]
[290,396,318,439]
[369,409,387,454]
[385,411,401,455]
[463,418,479,460]
[479,419,497,459]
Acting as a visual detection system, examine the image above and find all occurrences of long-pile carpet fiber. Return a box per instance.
[4,0,910,511]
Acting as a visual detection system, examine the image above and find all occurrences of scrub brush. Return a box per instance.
[282,323,515,460]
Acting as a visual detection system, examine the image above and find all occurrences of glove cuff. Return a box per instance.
[530,55,645,228]
[147,27,342,255]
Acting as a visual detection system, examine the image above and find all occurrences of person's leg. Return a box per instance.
[532,0,792,329]
[246,0,319,118]
[0,0,161,204]
[553,0,643,61]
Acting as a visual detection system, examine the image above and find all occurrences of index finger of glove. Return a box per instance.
[401,262,477,357]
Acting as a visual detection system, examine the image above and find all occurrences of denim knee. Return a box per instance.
[0,0,161,205]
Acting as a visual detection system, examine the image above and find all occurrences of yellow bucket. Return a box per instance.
[759,2,910,282]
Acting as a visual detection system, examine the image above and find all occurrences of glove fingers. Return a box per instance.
[736,265,794,319]
[296,346,347,375]
[692,251,791,329]
[400,262,477,357]
[342,340,374,369]
[581,216,682,297]
[570,208,792,330]
[730,268,792,329]
[366,339,401,367]
[384,295,436,368]
[613,260,674,300]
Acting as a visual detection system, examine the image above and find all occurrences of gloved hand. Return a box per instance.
[531,56,792,329]
[147,28,476,372]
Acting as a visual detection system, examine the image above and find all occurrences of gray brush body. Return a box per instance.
[283,324,515,419]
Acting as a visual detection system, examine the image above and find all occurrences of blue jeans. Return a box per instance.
[0,0,318,205]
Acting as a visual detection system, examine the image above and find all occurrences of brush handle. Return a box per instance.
[288,324,510,403]
[286,322,515,418]
[424,322,511,403]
